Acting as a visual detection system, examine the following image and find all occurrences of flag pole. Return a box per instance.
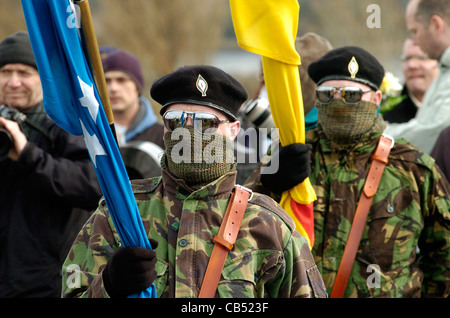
[73,0,118,144]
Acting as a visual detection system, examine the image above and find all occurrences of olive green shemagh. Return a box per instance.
[163,126,236,189]
[316,99,386,147]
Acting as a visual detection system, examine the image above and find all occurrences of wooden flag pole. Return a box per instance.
[73,0,117,143]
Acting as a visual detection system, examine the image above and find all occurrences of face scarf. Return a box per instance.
[316,99,386,147]
[162,125,236,190]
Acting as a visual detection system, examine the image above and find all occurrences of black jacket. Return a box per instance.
[0,102,102,297]
[431,125,450,183]
[382,86,418,124]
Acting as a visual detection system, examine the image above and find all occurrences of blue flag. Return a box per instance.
[21,0,156,298]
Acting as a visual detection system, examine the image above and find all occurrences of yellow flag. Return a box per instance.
[230,0,317,248]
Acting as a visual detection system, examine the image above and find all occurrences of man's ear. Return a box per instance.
[373,90,383,106]
[429,14,445,36]
[227,121,241,141]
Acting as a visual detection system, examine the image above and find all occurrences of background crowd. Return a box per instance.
[0,0,448,298]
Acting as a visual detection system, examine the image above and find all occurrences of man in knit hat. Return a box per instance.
[0,31,40,112]
[248,46,450,297]
[102,49,165,179]
[61,65,327,298]
[0,31,102,297]
[102,49,164,148]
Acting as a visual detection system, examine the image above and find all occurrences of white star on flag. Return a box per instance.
[78,76,99,123]
[80,119,106,168]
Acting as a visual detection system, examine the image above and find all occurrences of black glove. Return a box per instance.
[261,143,312,194]
[103,239,158,298]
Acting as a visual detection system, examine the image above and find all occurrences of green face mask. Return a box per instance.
[316,99,385,146]
[162,125,236,189]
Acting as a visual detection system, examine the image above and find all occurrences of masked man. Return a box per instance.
[61,65,326,298]
[249,46,450,297]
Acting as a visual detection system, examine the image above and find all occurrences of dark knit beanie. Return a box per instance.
[0,31,37,69]
[102,50,145,92]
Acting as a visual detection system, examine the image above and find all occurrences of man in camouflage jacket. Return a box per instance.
[61,65,326,298]
[304,129,450,297]
[250,47,450,297]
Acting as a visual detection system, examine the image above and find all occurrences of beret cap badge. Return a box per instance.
[348,56,359,79]
[196,74,208,97]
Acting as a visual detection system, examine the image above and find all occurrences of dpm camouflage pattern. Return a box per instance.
[61,169,327,298]
[307,128,450,298]
[244,128,450,297]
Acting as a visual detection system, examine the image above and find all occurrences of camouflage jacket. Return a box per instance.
[245,129,450,297]
[61,169,327,298]
[308,129,450,297]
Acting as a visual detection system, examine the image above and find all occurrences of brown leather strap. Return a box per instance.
[198,185,251,298]
[330,135,393,298]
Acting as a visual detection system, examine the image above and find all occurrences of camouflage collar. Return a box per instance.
[316,127,381,155]
[161,168,237,200]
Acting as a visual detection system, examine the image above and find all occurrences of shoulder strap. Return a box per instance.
[330,134,394,298]
[198,185,251,298]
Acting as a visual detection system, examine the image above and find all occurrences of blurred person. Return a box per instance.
[294,32,334,131]
[384,0,450,153]
[0,31,102,297]
[102,49,165,179]
[61,65,326,298]
[238,32,332,185]
[247,46,450,297]
[103,49,164,149]
[382,38,439,123]
[243,33,332,134]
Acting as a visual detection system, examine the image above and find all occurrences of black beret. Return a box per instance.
[151,65,248,120]
[307,46,385,90]
[0,31,37,70]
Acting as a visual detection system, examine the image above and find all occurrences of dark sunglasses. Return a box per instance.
[163,110,230,133]
[316,86,373,105]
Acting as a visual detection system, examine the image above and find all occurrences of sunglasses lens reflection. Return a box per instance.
[316,86,366,104]
[164,111,221,133]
